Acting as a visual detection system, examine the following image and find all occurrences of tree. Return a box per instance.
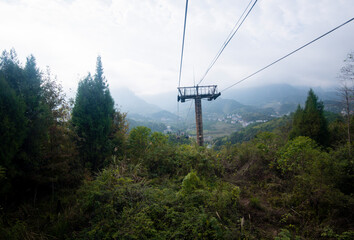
[337,52,354,155]
[128,126,151,161]
[72,56,115,170]
[0,50,49,178]
[21,55,51,167]
[0,74,26,184]
[39,68,83,188]
[109,111,129,158]
[0,50,50,194]
[289,104,304,140]
[290,89,329,146]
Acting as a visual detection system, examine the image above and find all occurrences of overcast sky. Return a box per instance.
[1,0,353,97]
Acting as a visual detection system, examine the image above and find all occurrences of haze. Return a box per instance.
[1,0,353,97]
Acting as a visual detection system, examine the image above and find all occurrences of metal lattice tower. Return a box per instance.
[177,85,221,146]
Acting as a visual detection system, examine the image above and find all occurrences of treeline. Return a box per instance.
[0,50,353,239]
[1,50,81,202]
[0,50,127,208]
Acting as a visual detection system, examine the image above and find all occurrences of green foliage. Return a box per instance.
[1,49,354,240]
[72,56,115,170]
[290,89,329,146]
[254,131,284,162]
[231,186,241,203]
[180,170,204,195]
[0,50,54,198]
[0,166,5,180]
[128,126,152,160]
[144,132,177,177]
[62,166,231,239]
[277,136,320,175]
[128,118,167,133]
[274,229,291,240]
[250,196,262,210]
[167,133,192,145]
[274,229,301,240]
[110,111,129,158]
[338,231,354,240]
[0,75,26,181]
[214,115,291,147]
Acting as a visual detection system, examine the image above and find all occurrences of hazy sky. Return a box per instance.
[1,0,353,97]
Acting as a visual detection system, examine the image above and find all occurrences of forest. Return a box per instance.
[0,49,353,239]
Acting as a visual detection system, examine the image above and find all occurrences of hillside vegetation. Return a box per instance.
[1,50,353,239]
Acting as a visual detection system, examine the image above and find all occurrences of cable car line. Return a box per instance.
[197,0,258,86]
[221,17,354,93]
[177,0,189,133]
[178,0,189,88]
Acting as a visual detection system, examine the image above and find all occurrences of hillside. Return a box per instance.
[1,51,353,240]
[214,115,292,148]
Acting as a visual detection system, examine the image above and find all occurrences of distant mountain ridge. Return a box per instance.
[142,84,338,113]
[112,84,340,124]
[111,88,178,123]
[222,83,338,107]
[112,88,162,115]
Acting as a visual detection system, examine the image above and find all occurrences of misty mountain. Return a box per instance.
[202,98,271,115]
[222,83,338,107]
[142,91,180,113]
[203,98,245,114]
[113,84,340,125]
[111,88,178,123]
[142,84,339,115]
[150,110,178,121]
[112,88,162,115]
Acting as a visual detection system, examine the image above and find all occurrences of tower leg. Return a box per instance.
[195,97,203,146]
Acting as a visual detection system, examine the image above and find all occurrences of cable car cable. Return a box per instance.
[197,0,258,86]
[221,17,354,93]
[178,0,189,88]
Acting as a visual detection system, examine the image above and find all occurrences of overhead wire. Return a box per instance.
[177,0,189,133]
[178,0,189,88]
[221,17,354,93]
[197,0,258,86]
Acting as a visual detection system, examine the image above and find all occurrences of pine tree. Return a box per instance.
[289,104,303,140]
[0,50,50,197]
[72,56,115,170]
[21,55,50,165]
[0,74,26,183]
[290,89,329,146]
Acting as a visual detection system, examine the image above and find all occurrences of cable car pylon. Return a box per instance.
[177,85,221,146]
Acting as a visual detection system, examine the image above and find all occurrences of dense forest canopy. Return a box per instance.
[0,49,353,239]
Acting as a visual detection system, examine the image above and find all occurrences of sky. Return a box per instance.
[0,0,353,97]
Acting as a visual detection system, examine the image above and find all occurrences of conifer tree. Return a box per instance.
[289,104,303,140]
[290,89,329,146]
[0,50,50,196]
[0,75,26,183]
[72,56,115,170]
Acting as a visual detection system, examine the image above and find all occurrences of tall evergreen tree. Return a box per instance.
[290,89,329,146]
[72,56,115,170]
[289,104,303,140]
[21,55,50,166]
[0,74,26,185]
[0,50,50,197]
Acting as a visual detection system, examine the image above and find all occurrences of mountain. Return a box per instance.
[112,85,340,129]
[150,110,178,121]
[222,84,339,114]
[142,91,178,113]
[112,87,162,115]
[142,84,339,115]
[203,98,246,115]
[222,83,338,105]
[111,88,179,126]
